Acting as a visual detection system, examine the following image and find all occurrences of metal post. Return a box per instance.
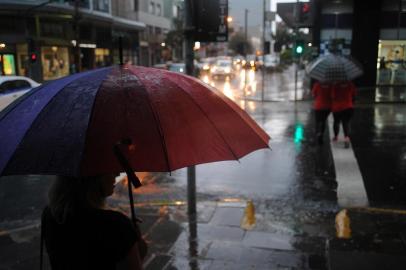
[334,12,338,39]
[294,61,298,101]
[261,0,266,102]
[294,0,299,102]
[24,0,51,80]
[74,0,81,73]
[187,166,196,215]
[244,9,249,98]
[119,36,123,65]
[184,0,196,216]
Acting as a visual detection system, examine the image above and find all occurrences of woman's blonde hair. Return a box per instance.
[48,176,106,224]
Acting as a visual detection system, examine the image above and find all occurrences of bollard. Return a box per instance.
[241,200,256,230]
[335,209,351,239]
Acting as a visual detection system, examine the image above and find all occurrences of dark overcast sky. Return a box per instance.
[229,0,263,28]
[229,0,292,28]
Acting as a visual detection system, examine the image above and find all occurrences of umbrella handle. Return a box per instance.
[113,139,142,188]
[113,139,143,227]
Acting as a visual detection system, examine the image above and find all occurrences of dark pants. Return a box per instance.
[315,109,330,137]
[333,108,354,137]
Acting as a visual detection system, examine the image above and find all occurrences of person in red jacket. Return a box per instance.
[312,81,332,144]
[331,81,356,148]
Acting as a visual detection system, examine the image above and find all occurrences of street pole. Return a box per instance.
[244,8,248,99]
[24,0,52,80]
[184,0,196,216]
[73,0,81,73]
[294,0,299,102]
[261,0,266,102]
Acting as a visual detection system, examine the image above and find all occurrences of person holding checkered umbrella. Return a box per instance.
[306,54,363,147]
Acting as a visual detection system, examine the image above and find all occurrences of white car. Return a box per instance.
[264,54,279,70]
[210,60,234,79]
[0,76,40,111]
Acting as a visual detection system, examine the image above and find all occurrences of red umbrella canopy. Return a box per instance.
[0,65,270,177]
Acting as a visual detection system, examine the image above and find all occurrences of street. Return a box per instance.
[0,66,405,269]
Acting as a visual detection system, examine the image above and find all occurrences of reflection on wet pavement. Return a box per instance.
[351,104,406,205]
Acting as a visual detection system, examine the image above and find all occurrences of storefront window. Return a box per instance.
[377,40,406,85]
[95,48,110,67]
[93,0,110,13]
[41,46,69,81]
[0,54,16,75]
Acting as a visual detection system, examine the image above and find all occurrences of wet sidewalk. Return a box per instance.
[119,199,332,270]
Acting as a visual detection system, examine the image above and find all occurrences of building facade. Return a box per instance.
[312,0,406,88]
[0,0,145,82]
[136,0,172,66]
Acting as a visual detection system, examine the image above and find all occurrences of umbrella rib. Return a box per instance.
[189,77,270,146]
[131,73,172,172]
[164,74,243,161]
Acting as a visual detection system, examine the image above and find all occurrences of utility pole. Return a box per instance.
[244,9,249,98]
[24,0,52,81]
[73,0,81,73]
[294,0,299,102]
[184,0,196,216]
[261,0,266,102]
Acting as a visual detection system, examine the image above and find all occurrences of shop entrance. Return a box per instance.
[377,40,406,85]
[81,48,95,71]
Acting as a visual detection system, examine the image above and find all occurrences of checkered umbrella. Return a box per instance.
[306,54,363,83]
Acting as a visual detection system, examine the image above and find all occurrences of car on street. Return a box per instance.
[196,57,216,75]
[0,75,40,111]
[264,54,279,70]
[244,54,261,70]
[153,63,168,70]
[210,59,234,79]
[168,63,186,74]
[233,55,244,70]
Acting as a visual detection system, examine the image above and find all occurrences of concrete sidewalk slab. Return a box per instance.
[209,207,245,227]
[243,231,294,251]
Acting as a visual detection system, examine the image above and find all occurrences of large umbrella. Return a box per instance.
[1,65,270,266]
[306,54,363,83]
[0,65,269,177]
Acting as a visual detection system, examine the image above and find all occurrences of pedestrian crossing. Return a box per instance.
[328,117,369,208]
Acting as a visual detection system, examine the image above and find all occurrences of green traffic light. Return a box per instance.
[295,46,303,54]
[294,123,304,143]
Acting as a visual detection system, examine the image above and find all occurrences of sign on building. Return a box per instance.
[194,0,228,42]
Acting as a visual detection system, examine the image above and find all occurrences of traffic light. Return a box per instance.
[30,52,38,63]
[294,40,305,56]
[297,2,311,26]
[294,122,304,144]
[28,38,37,63]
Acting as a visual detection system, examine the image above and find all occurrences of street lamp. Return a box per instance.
[193,42,201,50]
